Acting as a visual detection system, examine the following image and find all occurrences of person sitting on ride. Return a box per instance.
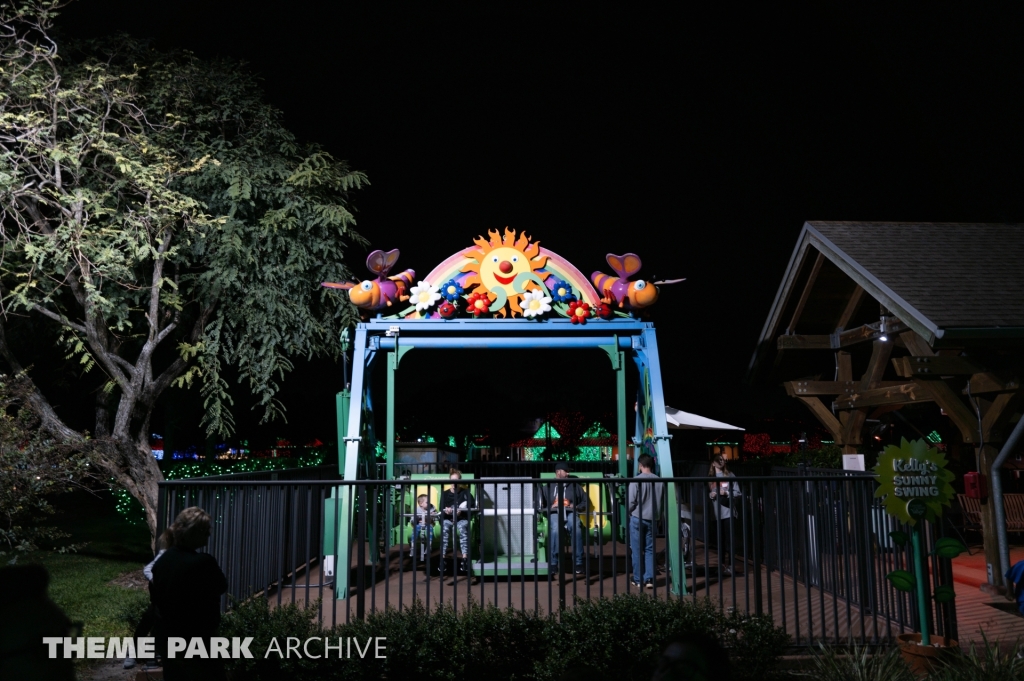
[439,469,474,577]
[410,494,437,559]
[540,461,589,576]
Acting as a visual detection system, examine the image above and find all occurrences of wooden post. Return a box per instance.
[978,443,1002,589]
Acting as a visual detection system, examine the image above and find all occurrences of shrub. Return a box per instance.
[930,637,1024,681]
[218,594,790,681]
[552,596,788,681]
[720,607,792,680]
[807,642,915,681]
[0,374,94,556]
[459,604,551,679]
[218,597,329,680]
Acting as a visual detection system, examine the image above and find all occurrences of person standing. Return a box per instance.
[439,469,475,577]
[540,461,589,575]
[151,507,228,681]
[707,454,740,576]
[123,527,174,669]
[628,454,663,589]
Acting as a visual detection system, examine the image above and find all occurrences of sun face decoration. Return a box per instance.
[461,228,550,317]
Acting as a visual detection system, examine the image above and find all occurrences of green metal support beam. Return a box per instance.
[336,390,350,473]
[599,341,629,479]
[386,345,413,481]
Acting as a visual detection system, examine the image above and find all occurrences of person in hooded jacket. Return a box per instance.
[539,461,589,575]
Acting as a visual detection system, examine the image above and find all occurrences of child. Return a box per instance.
[123,528,173,670]
[410,494,437,561]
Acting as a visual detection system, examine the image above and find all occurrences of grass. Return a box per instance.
[13,488,155,640]
[33,551,150,639]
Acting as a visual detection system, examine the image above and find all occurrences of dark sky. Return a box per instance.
[55,3,1024,449]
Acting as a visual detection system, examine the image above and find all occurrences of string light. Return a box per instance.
[113,447,329,523]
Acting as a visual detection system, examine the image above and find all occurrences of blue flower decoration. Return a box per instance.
[440,279,464,302]
[550,279,576,303]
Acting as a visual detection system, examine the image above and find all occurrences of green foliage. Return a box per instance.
[112,451,330,524]
[933,538,967,560]
[888,531,908,548]
[354,602,467,680]
[144,49,369,432]
[160,450,328,480]
[0,3,367,535]
[218,595,790,681]
[932,585,956,604]
[0,374,93,556]
[115,593,152,632]
[35,551,151,640]
[886,570,916,593]
[744,444,844,469]
[807,642,916,681]
[457,603,551,679]
[217,598,330,680]
[930,637,1024,681]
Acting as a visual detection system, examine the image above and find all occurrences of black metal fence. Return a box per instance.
[378,461,622,478]
[157,472,955,647]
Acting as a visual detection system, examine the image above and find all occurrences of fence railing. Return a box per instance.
[157,473,955,647]
[378,461,623,478]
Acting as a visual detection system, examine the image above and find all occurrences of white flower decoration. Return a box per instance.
[521,288,552,318]
[410,281,440,311]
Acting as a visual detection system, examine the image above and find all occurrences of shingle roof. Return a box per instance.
[805,222,1024,339]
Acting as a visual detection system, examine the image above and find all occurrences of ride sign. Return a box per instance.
[874,437,956,525]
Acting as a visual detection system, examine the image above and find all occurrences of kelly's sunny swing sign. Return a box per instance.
[874,438,965,652]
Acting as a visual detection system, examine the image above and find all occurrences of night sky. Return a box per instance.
[55,3,1024,451]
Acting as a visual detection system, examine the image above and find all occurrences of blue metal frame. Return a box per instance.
[332,317,684,596]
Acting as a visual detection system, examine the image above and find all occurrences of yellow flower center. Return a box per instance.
[575,308,586,317]
[558,288,567,297]
[447,286,457,295]
[418,292,430,302]
[529,300,541,311]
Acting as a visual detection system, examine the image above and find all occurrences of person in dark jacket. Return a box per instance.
[151,506,228,681]
[539,461,589,575]
[0,563,76,681]
[439,469,475,577]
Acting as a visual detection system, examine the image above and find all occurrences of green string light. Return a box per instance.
[112,448,329,524]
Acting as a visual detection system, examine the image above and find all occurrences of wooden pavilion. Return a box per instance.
[749,221,1024,587]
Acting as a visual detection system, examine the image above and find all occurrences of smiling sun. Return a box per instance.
[461,228,550,317]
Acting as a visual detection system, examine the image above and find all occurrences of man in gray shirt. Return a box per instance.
[628,454,663,589]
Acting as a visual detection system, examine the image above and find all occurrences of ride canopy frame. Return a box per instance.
[324,229,685,596]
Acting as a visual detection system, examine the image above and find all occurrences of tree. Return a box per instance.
[0,2,366,540]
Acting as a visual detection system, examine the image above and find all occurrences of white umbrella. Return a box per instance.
[665,407,744,431]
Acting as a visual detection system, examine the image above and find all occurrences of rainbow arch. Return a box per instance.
[400,244,600,319]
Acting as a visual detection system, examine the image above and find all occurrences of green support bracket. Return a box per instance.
[386,345,414,480]
[911,524,931,645]
[599,341,629,479]
[336,390,350,474]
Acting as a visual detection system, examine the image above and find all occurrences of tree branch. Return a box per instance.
[0,319,83,443]
[28,302,87,334]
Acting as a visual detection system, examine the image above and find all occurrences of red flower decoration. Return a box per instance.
[438,300,458,318]
[595,302,613,319]
[467,292,491,317]
[568,301,591,324]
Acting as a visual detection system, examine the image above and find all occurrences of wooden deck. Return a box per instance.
[267,540,916,645]
[947,545,1024,652]
[261,539,1024,649]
